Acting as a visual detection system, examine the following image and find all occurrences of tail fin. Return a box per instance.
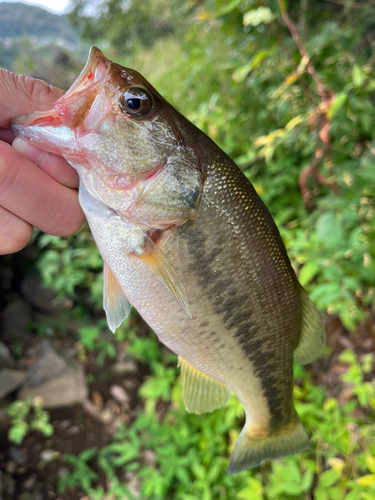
[227,412,309,474]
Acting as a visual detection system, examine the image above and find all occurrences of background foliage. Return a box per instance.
[2,0,375,499]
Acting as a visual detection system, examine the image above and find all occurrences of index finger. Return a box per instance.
[0,68,64,128]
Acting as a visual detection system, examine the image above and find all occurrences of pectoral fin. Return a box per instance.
[179,357,230,414]
[103,262,131,333]
[134,236,192,318]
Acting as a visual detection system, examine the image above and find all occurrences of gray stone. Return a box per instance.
[21,272,73,313]
[19,340,88,408]
[0,341,15,369]
[0,297,32,341]
[27,340,67,386]
[110,385,130,405]
[0,369,27,400]
[112,352,137,375]
[40,449,60,462]
[9,445,28,465]
[0,471,15,496]
[6,461,16,474]
[23,474,37,491]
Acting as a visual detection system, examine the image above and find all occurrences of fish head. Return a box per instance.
[11,47,203,225]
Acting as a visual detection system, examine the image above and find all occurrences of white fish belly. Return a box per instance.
[80,185,271,428]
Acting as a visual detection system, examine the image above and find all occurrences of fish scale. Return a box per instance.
[11,46,325,473]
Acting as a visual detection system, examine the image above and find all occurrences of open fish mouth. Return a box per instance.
[10,47,110,155]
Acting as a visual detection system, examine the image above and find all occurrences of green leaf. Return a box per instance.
[299,261,320,286]
[316,211,344,247]
[301,469,314,491]
[314,485,328,500]
[79,448,98,462]
[319,469,340,487]
[352,65,364,87]
[357,474,375,486]
[8,422,28,444]
[366,455,375,474]
[243,7,275,26]
[327,92,347,119]
[215,0,242,17]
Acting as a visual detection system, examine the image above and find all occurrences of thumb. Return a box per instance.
[0,68,64,128]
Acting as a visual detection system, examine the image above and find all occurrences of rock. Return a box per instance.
[40,449,60,462]
[26,340,67,386]
[23,474,37,491]
[0,297,32,341]
[6,461,16,474]
[67,425,80,435]
[99,408,113,424]
[112,352,137,375]
[19,340,88,408]
[0,471,15,496]
[0,341,15,369]
[110,385,130,405]
[91,390,103,409]
[142,450,157,468]
[59,420,71,430]
[21,272,73,313]
[0,369,27,400]
[9,445,28,465]
[125,472,141,499]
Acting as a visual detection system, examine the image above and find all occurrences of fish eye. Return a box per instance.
[120,87,152,117]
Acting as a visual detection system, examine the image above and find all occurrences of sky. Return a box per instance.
[0,0,70,14]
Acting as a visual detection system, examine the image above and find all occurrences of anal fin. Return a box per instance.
[103,262,131,333]
[179,357,230,414]
[134,236,192,318]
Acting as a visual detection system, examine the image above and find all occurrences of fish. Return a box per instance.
[11,47,325,474]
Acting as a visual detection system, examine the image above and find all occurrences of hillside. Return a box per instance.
[0,2,79,45]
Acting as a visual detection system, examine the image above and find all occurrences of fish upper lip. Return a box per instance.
[61,46,109,101]
[10,47,110,132]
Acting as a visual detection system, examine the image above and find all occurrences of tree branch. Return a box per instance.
[276,0,338,205]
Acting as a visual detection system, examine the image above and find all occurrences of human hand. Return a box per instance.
[0,69,85,254]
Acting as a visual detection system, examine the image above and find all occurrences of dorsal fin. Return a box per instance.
[103,262,131,333]
[179,356,230,414]
[133,236,192,318]
[294,286,325,364]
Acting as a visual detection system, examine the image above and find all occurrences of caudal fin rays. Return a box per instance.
[227,412,310,474]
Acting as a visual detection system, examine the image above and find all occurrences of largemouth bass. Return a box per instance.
[11,47,325,473]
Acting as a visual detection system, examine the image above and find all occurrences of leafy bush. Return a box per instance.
[26,0,375,498]
[56,331,375,500]
[7,398,54,445]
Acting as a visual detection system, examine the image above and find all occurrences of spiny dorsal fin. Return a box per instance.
[294,286,325,365]
[179,356,230,414]
[134,236,192,318]
[103,262,131,333]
